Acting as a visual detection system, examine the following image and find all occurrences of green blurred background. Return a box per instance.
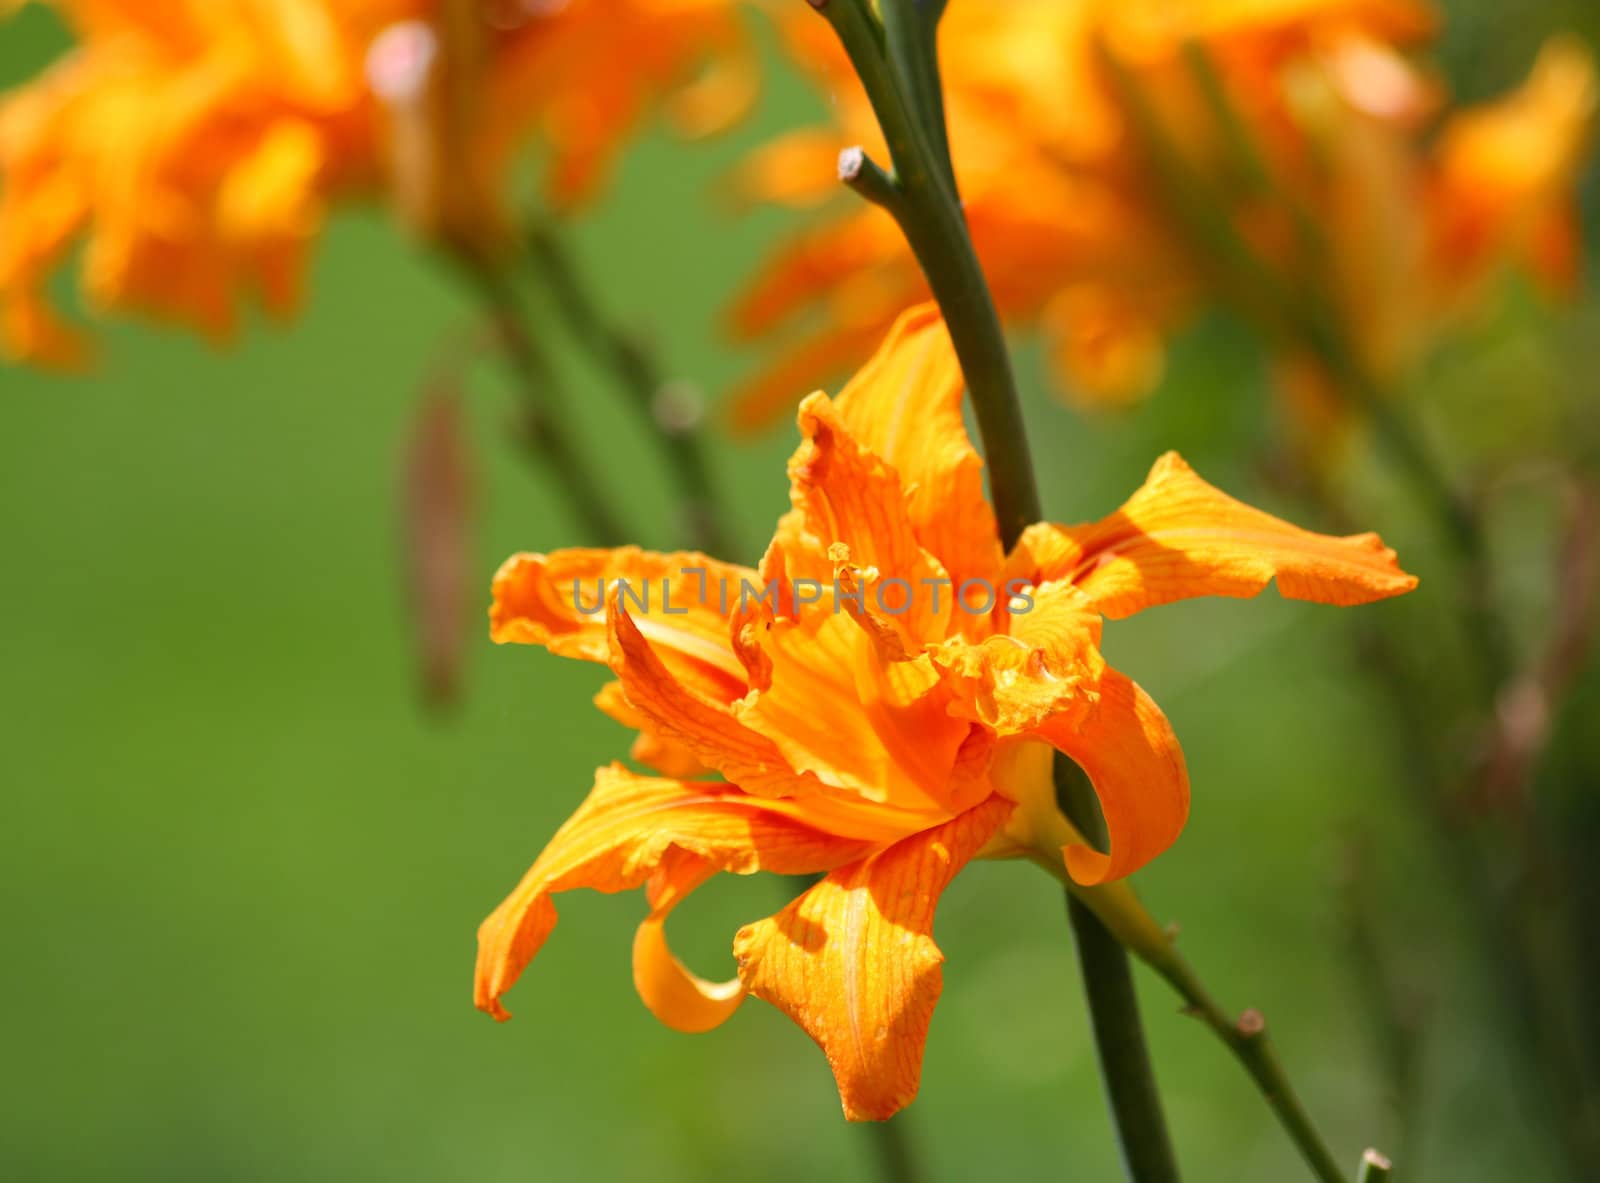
[3,3,1597,1180]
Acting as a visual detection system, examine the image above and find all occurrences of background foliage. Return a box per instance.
[2,2,1596,1178]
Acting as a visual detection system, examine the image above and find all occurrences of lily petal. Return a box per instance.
[734,608,973,814]
[476,764,872,1021]
[930,582,1106,735]
[1033,668,1189,884]
[492,548,755,701]
[781,391,952,645]
[606,591,814,797]
[833,303,1005,601]
[1011,452,1418,618]
[733,796,1014,1121]
[633,853,746,1034]
[593,681,709,779]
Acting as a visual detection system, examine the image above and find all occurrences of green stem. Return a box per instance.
[454,258,629,545]
[1149,963,1347,1183]
[1056,761,1183,1180]
[1027,844,1353,1183]
[820,0,1040,548]
[523,225,735,557]
[814,2,1176,1177]
[879,0,954,192]
[1069,894,1183,1179]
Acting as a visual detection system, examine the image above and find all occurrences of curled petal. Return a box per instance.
[733,796,1014,1121]
[476,764,872,1021]
[1033,668,1189,884]
[1011,452,1418,618]
[633,854,746,1034]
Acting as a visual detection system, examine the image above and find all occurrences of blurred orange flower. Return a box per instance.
[727,0,1594,427]
[1430,38,1598,306]
[0,0,754,365]
[476,304,1416,1119]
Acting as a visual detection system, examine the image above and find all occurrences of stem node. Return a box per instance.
[838,146,905,215]
[1358,1148,1393,1182]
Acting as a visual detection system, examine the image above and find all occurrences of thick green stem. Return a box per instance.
[1056,761,1182,1179]
[1068,903,1180,1178]
[454,258,629,545]
[524,226,734,557]
[879,0,954,191]
[821,0,1042,543]
[814,2,1176,1177]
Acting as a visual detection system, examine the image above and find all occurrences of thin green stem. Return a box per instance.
[523,225,734,557]
[1025,844,1353,1183]
[814,2,1176,1177]
[454,258,629,545]
[1150,964,1347,1183]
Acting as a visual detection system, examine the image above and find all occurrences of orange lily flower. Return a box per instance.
[0,0,754,365]
[0,0,381,364]
[478,303,1416,1119]
[727,0,1593,427]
